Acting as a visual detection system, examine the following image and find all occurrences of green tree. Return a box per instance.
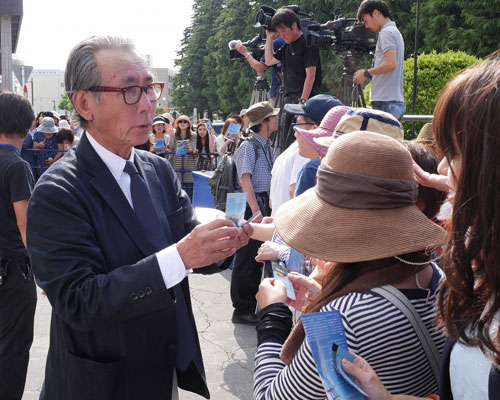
[363,50,479,135]
[171,0,224,117]
[173,1,498,116]
[155,105,166,115]
[203,0,260,116]
[58,93,73,112]
[420,0,500,57]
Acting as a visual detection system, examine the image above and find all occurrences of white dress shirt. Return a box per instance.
[86,131,190,289]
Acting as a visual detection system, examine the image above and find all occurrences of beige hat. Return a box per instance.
[274,131,446,262]
[314,108,404,149]
[246,101,279,127]
[415,123,435,147]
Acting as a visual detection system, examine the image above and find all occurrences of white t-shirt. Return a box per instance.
[270,141,309,216]
[450,312,499,400]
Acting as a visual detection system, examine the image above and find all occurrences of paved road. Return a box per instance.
[24,269,257,399]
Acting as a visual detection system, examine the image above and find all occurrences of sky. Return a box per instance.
[14,0,195,71]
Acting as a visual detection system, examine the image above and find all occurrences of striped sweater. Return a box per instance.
[254,264,445,399]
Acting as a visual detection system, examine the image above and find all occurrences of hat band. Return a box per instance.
[315,164,418,209]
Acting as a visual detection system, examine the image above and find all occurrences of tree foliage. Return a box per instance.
[363,50,479,136]
[172,0,498,118]
[58,93,73,112]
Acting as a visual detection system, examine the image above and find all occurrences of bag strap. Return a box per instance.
[248,136,272,173]
[371,285,441,383]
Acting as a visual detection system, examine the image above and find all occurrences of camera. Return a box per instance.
[303,18,377,53]
[254,5,277,31]
[228,34,265,61]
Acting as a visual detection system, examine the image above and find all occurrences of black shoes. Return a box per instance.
[232,311,259,326]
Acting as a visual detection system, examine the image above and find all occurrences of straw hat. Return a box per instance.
[415,123,435,147]
[274,131,446,262]
[294,106,351,157]
[314,108,404,149]
[174,115,193,130]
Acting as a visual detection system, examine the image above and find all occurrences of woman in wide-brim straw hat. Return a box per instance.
[253,131,446,399]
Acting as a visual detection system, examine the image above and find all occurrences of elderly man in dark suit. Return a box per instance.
[27,36,252,400]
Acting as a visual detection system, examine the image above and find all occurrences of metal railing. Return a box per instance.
[165,152,219,190]
[25,149,220,192]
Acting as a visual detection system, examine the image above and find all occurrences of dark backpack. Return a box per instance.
[208,137,259,211]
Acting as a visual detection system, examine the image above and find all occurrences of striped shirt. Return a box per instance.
[254,264,445,399]
[234,132,274,193]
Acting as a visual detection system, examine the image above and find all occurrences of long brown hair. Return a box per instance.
[174,116,193,140]
[306,252,428,314]
[434,52,500,364]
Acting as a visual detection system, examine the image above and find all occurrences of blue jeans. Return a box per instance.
[371,101,406,121]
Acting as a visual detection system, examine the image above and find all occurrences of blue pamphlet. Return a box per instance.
[176,139,189,155]
[225,193,247,227]
[225,122,241,140]
[155,138,165,148]
[287,249,308,275]
[271,261,296,300]
[302,311,367,399]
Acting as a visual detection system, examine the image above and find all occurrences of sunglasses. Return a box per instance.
[178,120,189,124]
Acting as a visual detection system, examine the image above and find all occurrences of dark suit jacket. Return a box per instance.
[27,133,226,400]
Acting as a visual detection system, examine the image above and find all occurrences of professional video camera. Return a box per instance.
[304,18,377,53]
[254,4,376,54]
[254,4,316,36]
[228,34,265,61]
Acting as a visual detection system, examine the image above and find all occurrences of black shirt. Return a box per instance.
[274,34,322,96]
[0,145,34,259]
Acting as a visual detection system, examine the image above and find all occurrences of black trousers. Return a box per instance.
[230,193,271,314]
[0,257,37,400]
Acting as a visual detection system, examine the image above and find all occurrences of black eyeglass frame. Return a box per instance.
[87,82,165,105]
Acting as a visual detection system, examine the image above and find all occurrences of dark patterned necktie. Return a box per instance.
[123,161,196,371]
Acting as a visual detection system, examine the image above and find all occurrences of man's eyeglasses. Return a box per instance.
[291,122,313,131]
[87,82,164,105]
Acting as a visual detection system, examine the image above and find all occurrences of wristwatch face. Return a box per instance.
[299,98,307,104]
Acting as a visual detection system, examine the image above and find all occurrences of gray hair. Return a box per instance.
[64,36,136,129]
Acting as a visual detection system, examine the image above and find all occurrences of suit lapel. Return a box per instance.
[135,156,174,245]
[79,133,157,256]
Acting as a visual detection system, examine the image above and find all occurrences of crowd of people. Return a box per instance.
[1,0,499,399]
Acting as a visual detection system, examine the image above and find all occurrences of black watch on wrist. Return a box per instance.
[299,98,307,104]
[364,69,372,80]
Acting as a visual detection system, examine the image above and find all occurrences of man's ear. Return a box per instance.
[292,22,298,32]
[72,91,94,122]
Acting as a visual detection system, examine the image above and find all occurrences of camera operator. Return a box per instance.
[236,36,285,107]
[264,7,322,152]
[353,0,405,120]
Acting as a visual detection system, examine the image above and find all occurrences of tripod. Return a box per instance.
[338,51,368,108]
[271,81,286,156]
[249,72,270,106]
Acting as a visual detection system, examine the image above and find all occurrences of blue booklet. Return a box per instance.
[225,193,247,227]
[271,261,296,300]
[225,122,241,140]
[302,310,367,399]
[287,248,308,275]
[154,138,165,148]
